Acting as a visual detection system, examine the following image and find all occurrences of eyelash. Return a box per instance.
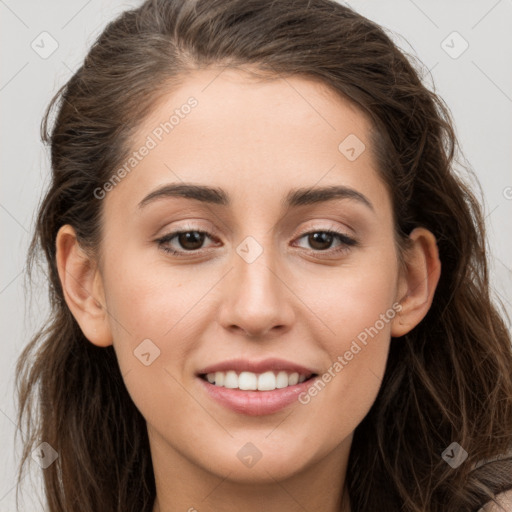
[155,226,358,258]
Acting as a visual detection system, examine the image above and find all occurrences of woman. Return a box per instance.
[16,0,512,510]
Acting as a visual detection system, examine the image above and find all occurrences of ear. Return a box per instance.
[55,224,113,347]
[391,227,441,337]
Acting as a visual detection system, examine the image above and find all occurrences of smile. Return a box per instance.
[200,370,314,391]
[196,359,319,415]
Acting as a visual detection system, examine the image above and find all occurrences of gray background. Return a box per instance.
[1,0,511,509]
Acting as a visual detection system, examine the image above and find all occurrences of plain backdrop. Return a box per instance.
[1,0,511,510]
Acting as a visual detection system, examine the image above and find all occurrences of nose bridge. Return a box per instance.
[217,232,294,337]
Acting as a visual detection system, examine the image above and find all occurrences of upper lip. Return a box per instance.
[196,358,317,376]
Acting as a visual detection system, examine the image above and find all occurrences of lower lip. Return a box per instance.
[198,376,318,416]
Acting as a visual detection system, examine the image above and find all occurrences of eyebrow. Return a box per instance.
[137,183,374,211]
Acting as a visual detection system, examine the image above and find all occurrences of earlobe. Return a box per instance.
[391,227,441,338]
[55,224,113,347]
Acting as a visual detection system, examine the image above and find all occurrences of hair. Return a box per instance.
[16,0,512,511]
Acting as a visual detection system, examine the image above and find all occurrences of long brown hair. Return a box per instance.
[16,0,512,510]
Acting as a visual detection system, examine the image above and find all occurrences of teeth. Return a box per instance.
[215,371,224,387]
[239,371,257,390]
[204,370,309,390]
[258,371,276,390]
[276,371,289,389]
[288,372,299,386]
[224,370,238,389]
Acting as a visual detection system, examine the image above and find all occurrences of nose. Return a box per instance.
[217,243,295,339]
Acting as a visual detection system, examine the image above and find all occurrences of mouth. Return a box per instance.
[196,358,319,416]
[198,370,317,391]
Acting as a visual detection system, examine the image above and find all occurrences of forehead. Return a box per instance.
[138,66,374,148]
[103,67,390,219]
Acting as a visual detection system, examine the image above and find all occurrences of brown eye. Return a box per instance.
[156,229,216,255]
[175,231,206,251]
[307,232,335,251]
[294,230,358,255]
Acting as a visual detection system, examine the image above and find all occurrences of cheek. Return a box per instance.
[297,246,399,349]
[102,265,194,432]
[292,250,399,435]
[102,248,203,342]
[100,250,216,416]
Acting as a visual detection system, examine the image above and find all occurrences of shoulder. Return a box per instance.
[478,489,512,512]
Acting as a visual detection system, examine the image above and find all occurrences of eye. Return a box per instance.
[156,229,218,256]
[155,227,358,258]
[293,229,358,255]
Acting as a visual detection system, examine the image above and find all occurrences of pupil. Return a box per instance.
[309,232,333,250]
[179,231,204,250]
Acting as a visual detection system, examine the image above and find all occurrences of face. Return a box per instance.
[94,68,406,483]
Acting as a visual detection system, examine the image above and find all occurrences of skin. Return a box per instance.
[56,67,441,512]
